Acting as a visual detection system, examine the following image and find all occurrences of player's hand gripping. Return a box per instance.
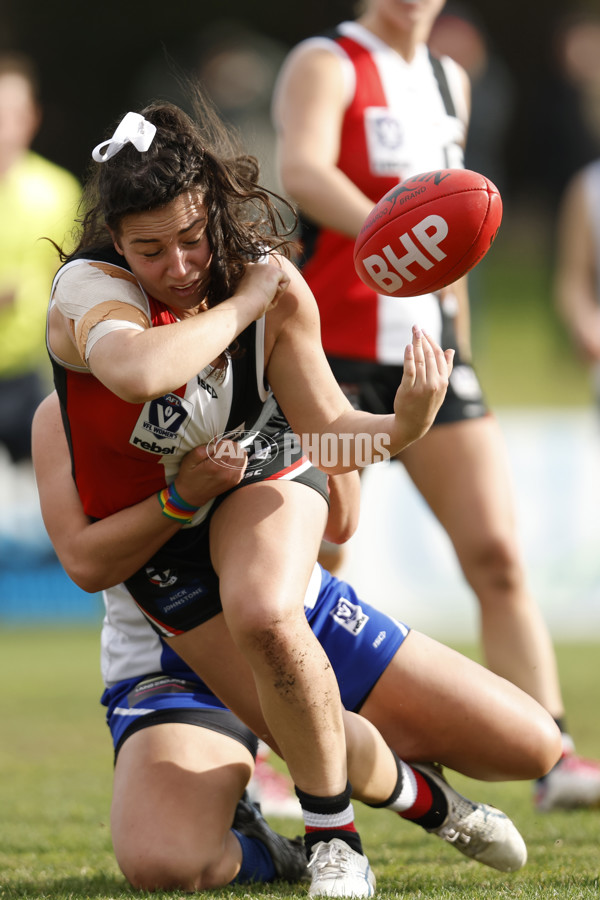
[172,440,248,509]
[233,260,290,321]
[392,326,454,447]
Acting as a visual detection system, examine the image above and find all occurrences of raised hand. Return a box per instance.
[392,326,454,446]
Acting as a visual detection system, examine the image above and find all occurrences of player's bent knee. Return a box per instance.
[116,830,235,893]
[533,717,563,778]
[516,714,563,780]
[120,851,227,893]
[226,597,307,650]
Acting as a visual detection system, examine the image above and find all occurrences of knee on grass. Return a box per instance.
[118,839,234,892]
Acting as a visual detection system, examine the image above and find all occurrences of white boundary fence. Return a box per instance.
[1,408,599,634]
[338,408,600,641]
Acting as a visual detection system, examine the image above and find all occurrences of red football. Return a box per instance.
[354,168,502,297]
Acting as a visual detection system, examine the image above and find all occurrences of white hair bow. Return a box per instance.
[92,111,157,163]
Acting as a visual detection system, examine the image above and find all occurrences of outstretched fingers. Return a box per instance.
[403,326,452,386]
[422,329,455,381]
[402,339,416,385]
[402,325,425,386]
[394,326,454,446]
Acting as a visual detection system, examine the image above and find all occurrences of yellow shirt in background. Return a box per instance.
[0,150,81,378]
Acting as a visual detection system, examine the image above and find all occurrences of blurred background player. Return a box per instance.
[0,52,80,466]
[272,0,600,811]
[554,158,600,412]
[0,52,80,572]
[427,1,514,197]
[527,10,600,214]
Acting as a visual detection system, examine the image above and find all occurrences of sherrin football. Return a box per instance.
[354,168,502,297]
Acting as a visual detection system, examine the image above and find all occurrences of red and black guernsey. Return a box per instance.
[50,246,268,520]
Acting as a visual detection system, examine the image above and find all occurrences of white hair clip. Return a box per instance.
[92,111,157,163]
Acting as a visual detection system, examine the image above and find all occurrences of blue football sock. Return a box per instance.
[230,829,276,884]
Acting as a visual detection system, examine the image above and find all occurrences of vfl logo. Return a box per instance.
[364,107,404,176]
[330,598,369,636]
[130,393,192,456]
[145,394,189,438]
[374,113,403,150]
[360,213,449,294]
[145,566,178,588]
[207,429,279,471]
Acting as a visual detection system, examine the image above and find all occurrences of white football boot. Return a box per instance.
[413,763,527,872]
[307,838,376,898]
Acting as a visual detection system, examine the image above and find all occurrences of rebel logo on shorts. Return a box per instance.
[330,598,369,636]
[129,393,193,455]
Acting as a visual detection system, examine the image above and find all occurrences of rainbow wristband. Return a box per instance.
[158,483,200,524]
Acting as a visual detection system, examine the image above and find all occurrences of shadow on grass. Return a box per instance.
[0,872,134,900]
[377,871,600,898]
[0,873,308,900]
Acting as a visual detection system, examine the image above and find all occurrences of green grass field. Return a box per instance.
[0,628,598,899]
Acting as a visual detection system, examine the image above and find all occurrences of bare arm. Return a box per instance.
[32,390,356,593]
[87,263,289,403]
[32,394,247,592]
[322,471,361,545]
[554,170,600,363]
[273,45,374,236]
[265,257,454,473]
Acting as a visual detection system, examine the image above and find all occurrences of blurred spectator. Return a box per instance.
[131,22,287,196]
[529,10,600,209]
[427,2,515,341]
[191,22,287,194]
[428,2,515,197]
[0,52,81,465]
[554,158,600,409]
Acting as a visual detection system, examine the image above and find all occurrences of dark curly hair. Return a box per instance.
[63,90,298,311]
